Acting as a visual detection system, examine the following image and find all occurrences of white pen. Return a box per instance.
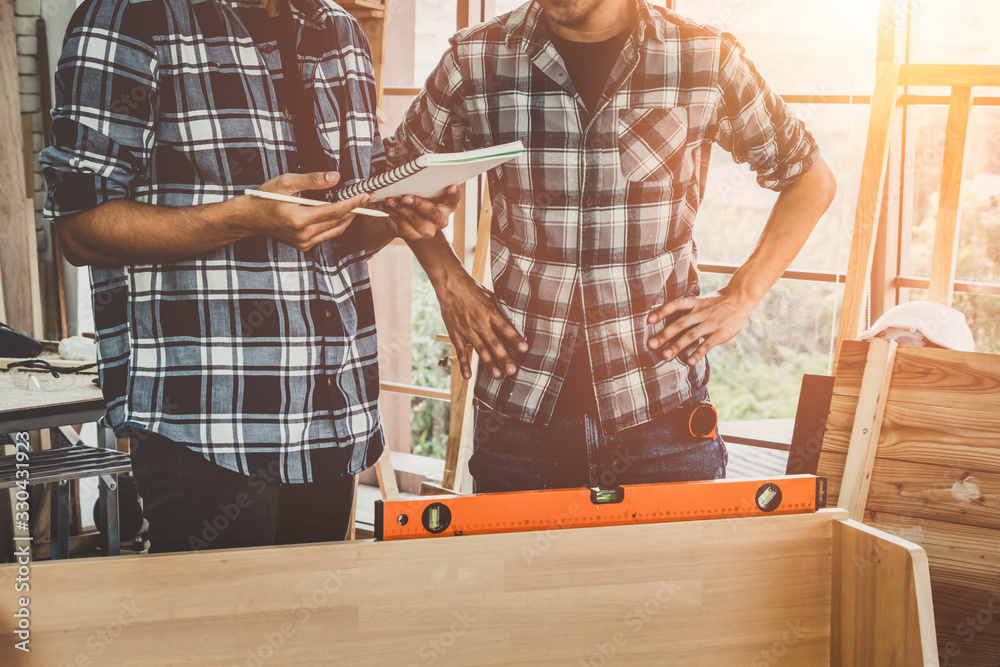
[244,188,390,217]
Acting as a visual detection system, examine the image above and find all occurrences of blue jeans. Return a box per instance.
[469,388,728,493]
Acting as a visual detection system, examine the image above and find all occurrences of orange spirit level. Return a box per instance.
[375,475,827,541]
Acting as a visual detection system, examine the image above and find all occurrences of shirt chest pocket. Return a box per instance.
[617,107,688,182]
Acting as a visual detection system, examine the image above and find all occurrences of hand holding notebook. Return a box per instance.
[331,141,525,202]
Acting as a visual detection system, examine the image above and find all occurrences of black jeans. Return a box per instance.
[130,431,355,554]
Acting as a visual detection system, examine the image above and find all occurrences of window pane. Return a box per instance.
[411,395,451,459]
[384,0,456,88]
[700,275,840,420]
[905,104,949,279]
[955,106,1000,284]
[906,289,1000,355]
[674,0,878,94]
[696,103,867,273]
[411,255,452,391]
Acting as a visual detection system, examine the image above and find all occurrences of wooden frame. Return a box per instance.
[819,340,1000,664]
[0,509,937,665]
[836,62,1000,363]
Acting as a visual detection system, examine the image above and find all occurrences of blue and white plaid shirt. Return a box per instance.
[386,0,821,434]
[40,0,385,482]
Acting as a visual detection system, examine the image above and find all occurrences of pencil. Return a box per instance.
[244,189,389,217]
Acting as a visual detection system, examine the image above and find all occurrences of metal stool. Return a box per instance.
[1,431,130,558]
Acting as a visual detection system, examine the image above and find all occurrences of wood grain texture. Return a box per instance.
[832,519,938,667]
[931,581,1000,666]
[0,0,39,336]
[820,452,1000,532]
[866,511,1000,593]
[929,86,973,305]
[838,339,896,520]
[818,340,1000,665]
[0,511,850,666]
[820,399,1000,471]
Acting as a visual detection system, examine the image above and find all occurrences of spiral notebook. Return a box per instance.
[332,141,525,202]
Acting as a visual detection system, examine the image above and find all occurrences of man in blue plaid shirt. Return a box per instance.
[40,0,457,552]
[386,0,836,492]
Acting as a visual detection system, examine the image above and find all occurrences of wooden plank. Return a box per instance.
[821,452,1000,532]
[0,1,39,337]
[821,396,1000,471]
[837,339,896,520]
[835,62,900,362]
[372,445,398,500]
[898,63,1000,88]
[832,519,938,667]
[866,511,1000,593]
[819,340,1000,664]
[928,86,973,305]
[378,380,449,402]
[931,581,1000,665]
[0,510,848,665]
[829,341,1000,415]
[865,512,1000,664]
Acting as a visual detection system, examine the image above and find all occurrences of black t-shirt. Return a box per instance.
[549,24,633,416]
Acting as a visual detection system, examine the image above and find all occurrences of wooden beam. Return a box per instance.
[898,63,1000,88]
[835,63,900,364]
[0,1,40,337]
[928,86,973,305]
[836,338,896,521]
[378,381,449,402]
[373,444,399,500]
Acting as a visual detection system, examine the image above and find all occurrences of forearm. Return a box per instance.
[55,198,252,267]
[726,157,837,304]
[407,231,469,292]
[357,217,399,255]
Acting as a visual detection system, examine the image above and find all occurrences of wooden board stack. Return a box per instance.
[819,339,1000,666]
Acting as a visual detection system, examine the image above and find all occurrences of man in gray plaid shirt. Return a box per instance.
[386,0,836,492]
[41,0,457,552]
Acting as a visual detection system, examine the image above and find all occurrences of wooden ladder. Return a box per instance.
[835,62,1000,366]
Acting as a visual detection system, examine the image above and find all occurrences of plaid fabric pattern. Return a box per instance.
[385,0,821,433]
[39,0,386,482]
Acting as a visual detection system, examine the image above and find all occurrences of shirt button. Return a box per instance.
[284,109,293,121]
[326,377,333,387]
[324,307,333,319]
[260,43,276,54]
[584,197,595,207]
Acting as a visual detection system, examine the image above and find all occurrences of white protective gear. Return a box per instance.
[859,300,975,352]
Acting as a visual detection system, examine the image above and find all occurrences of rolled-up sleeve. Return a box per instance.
[383,39,469,167]
[712,33,820,191]
[39,0,158,219]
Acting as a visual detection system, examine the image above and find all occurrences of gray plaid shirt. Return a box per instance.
[385,0,821,433]
[40,0,384,482]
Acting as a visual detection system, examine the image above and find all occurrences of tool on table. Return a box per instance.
[0,322,41,358]
[375,475,827,541]
[243,189,389,217]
